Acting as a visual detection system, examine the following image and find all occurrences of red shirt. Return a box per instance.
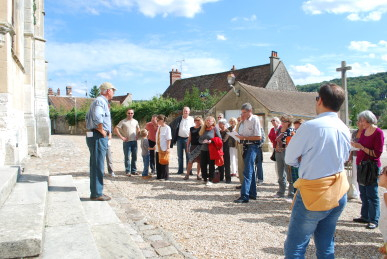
[145,122,158,142]
[356,127,384,167]
[268,126,281,148]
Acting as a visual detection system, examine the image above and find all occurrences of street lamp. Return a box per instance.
[227,72,240,97]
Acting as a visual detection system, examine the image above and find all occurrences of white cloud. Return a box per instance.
[58,0,220,18]
[381,55,387,61]
[47,39,226,93]
[349,62,386,77]
[216,34,227,41]
[231,14,257,22]
[348,41,377,52]
[302,0,387,21]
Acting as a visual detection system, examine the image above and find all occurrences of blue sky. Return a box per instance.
[45,0,387,99]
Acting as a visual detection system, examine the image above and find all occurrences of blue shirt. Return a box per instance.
[285,112,351,180]
[85,95,111,132]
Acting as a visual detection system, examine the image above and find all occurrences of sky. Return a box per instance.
[45,0,387,99]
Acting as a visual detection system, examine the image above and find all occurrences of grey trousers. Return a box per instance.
[275,150,294,197]
[106,146,113,174]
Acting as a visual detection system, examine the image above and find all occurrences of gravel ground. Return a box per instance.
[27,135,387,259]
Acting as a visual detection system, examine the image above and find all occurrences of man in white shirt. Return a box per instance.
[170,107,195,174]
[114,109,140,176]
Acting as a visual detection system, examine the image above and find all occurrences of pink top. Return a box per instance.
[356,127,385,167]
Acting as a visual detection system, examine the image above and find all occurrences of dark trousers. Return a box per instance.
[200,150,215,181]
[156,152,169,180]
[148,140,156,171]
[218,146,231,181]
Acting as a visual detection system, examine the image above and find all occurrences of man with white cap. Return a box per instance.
[86,82,116,201]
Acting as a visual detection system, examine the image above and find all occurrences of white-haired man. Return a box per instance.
[85,82,116,201]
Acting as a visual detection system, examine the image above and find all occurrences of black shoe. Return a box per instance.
[226,180,231,184]
[249,196,257,200]
[236,185,242,189]
[366,223,378,229]
[353,218,369,223]
[234,198,248,203]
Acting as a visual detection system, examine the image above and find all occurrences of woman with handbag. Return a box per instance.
[218,119,231,183]
[183,116,203,180]
[198,116,221,186]
[352,110,385,229]
[155,114,172,181]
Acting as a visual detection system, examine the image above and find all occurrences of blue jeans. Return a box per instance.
[284,192,347,259]
[255,147,263,182]
[123,141,137,173]
[359,183,380,224]
[142,154,150,176]
[240,144,258,201]
[86,132,108,198]
[177,137,189,174]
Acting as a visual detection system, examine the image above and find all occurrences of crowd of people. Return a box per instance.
[85,82,386,258]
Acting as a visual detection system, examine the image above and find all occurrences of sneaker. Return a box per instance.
[125,173,131,177]
[273,193,285,198]
[142,175,152,180]
[131,172,139,176]
[206,181,213,186]
[109,172,116,177]
[257,180,264,185]
[366,223,378,229]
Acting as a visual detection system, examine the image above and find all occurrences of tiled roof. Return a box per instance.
[48,96,120,111]
[163,64,271,101]
[239,82,317,117]
[48,96,94,111]
[112,93,131,104]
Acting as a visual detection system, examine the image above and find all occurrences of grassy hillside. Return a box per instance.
[297,72,387,128]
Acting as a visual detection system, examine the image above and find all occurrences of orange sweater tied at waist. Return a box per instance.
[292,171,349,211]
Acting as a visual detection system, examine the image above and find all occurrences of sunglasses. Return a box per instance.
[281,120,289,123]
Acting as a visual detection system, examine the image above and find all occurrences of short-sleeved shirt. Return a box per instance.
[86,95,111,132]
[116,118,139,141]
[145,122,158,142]
[178,116,195,138]
[238,115,262,137]
[156,125,172,152]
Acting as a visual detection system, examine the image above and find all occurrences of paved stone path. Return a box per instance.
[23,134,387,258]
[24,135,193,259]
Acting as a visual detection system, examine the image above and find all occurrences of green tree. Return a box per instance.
[349,91,372,125]
[89,85,100,98]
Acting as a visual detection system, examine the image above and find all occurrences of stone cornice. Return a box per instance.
[0,22,15,36]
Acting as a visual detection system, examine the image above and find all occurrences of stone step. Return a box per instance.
[42,175,101,259]
[0,166,19,207]
[73,177,145,259]
[0,179,48,258]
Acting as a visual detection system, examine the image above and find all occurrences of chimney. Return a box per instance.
[48,88,53,95]
[57,88,60,96]
[169,69,181,86]
[231,65,236,71]
[270,51,280,74]
[66,86,72,96]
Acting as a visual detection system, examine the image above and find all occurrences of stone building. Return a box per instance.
[0,0,50,165]
[163,51,297,100]
[209,82,317,151]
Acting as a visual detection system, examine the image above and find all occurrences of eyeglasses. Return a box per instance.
[316,96,320,101]
[194,120,200,122]
[281,120,289,123]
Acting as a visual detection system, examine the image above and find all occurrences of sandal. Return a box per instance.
[183,175,189,180]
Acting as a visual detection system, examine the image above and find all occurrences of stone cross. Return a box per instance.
[336,61,352,125]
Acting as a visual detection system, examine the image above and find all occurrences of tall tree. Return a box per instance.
[89,85,100,98]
